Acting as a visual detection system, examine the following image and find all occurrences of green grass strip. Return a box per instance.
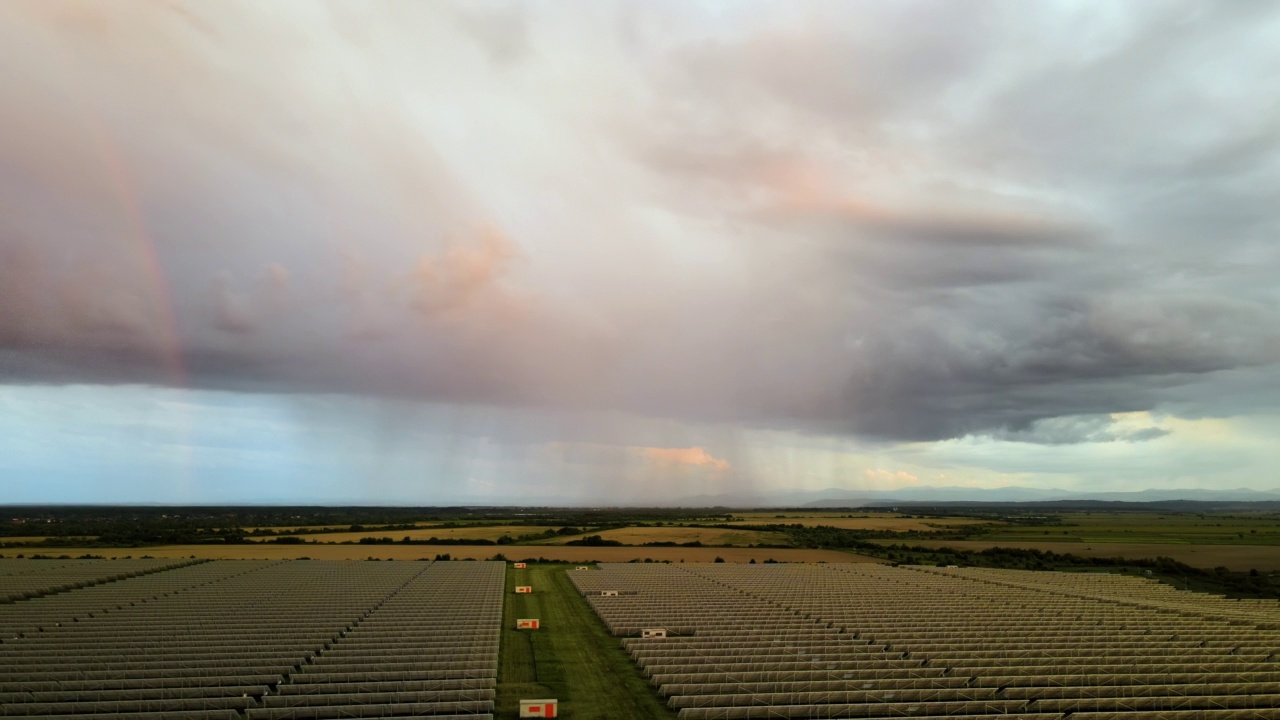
[496,563,677,719]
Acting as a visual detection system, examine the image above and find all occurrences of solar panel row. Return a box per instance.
[571,562,1280,719]
[0,559,503,719]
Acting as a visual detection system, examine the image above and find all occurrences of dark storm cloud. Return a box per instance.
[1,0,1278,444]
[617,0,1280,441]
[989,415,1170,445]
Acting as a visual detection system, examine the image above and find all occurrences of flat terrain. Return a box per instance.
[5,557,1278,718]
[244,521,518,533]
[543,526,790,547]
[726,514,998,531]
[497,564,675,719]
[10,544,874,563]
[250,525,560,543]
[871,538,1280,571]
[12,508,1280,574]
[970,511,1280,545]
[571,562,1280,717]
[244,525,366,533]
[0,559,504,718]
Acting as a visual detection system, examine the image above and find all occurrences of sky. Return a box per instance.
[2,0,1279,505]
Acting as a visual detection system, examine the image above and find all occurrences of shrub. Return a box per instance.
[566,535,623,547]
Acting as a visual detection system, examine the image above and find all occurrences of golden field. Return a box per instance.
[544,526,789,547]
[244,526,352,534]
[252,525,560,543]
[5,544,875,564]
[244,522,466,533]
[726,514,998,532]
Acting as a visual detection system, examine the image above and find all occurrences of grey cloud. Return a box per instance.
[612,1,1280,440]
[986,415,1169,446]
[211,277,255,335]
[1,0,1279,445]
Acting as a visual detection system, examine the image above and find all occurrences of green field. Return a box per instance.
[496,564,676,719]
[969,511,1280,545]
[8,506,1280,578]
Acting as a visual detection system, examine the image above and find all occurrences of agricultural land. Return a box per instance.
[3,503,1280,598]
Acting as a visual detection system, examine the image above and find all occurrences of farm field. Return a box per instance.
[871,538,1280,571]
[970,511,1280,545]
[249,525,561,543]
[243,525,361,534]
[243,522,496,533]
[726,513,999,531]
[5,544,873,563]
[543,526,790,547]
[572,562,1280,718]
[10,508,1280,578]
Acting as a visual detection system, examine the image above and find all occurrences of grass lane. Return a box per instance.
[496,563,676,719]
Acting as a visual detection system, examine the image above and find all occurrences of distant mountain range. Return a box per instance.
[667,485,1280,508]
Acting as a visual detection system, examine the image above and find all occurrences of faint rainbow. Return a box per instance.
[82,113,198,500]
[84,119,188,387]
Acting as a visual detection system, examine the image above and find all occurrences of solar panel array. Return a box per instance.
[0,559,503,719]
[572,563,1280,719]
[1,558,201,605]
